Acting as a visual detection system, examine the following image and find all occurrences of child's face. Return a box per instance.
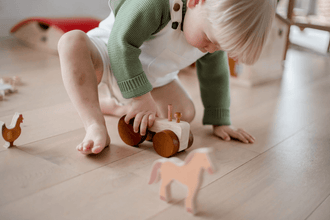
[183,1,221,53]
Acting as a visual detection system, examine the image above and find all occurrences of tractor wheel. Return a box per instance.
[153,130,179,157]
[118,115,147,146]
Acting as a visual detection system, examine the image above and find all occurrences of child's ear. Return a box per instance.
[187,0,206,8]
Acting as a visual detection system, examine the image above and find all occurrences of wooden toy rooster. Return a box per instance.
[1,113,24,148]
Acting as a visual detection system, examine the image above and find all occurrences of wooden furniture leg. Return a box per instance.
[284,0,295,60]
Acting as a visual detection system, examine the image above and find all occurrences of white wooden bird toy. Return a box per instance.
[0,76,21,100]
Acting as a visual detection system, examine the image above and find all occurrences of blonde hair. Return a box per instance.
[203,0,276,65]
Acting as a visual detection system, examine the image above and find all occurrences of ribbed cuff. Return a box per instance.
[117,73,153,99]
[203,108,231,125]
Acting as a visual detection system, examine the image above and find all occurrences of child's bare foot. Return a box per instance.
[76,123,110,155]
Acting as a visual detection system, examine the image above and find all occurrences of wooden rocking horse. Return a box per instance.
[148,148,217,214]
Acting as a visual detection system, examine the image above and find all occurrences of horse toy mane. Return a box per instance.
[148,148,217,214]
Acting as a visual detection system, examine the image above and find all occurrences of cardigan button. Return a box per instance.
[173,3,180,11]
[172,22,179,29]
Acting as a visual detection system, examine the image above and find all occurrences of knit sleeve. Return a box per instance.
[108,0,171,99]
[196,51,231,125]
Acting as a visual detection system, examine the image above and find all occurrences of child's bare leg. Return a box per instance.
[151,79,196,123]
[58,30,110,155]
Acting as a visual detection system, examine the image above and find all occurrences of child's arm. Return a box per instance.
[196,51,231,125]
[107,0,171,135]
[108,0,170,99]
[196,51,255,144]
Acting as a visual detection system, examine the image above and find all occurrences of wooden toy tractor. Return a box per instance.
[118,105,193,157]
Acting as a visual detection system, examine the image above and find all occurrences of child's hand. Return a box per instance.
[125,92,159,136]
[213,125,255,144]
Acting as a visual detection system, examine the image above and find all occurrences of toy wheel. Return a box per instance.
[153,130,179,158]
[118,115,147,146]
[187,131,194,149]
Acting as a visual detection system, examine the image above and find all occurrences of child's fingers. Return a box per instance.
[124,112,135,124]
[229,129,249,144]
[139,114,150,136]
[133,113,144,133]
[214,129,231,141]
[126,110,157,135]
[148,113,156,128]
[240,130,255,143]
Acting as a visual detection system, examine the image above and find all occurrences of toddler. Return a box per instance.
[58,0,276,154]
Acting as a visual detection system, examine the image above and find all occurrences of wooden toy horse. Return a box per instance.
[148,148,217,214]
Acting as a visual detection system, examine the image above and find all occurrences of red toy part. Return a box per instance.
[10,17,100,54]
[10,17,100,34]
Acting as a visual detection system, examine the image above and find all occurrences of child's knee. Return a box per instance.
[57,30,89,55]
[180,102,195,123]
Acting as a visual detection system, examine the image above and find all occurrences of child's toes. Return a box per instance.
[83,140,93,150]
[76,144,82,151]
[92,144,105,154]
[92,146,101,154]
[79,140,94,155]
[91,136,110,154]
[76,143,86,152]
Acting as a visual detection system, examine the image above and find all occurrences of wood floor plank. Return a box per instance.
[230,75,330,153]
[0,102,84,147]
[189,74,330,156]
[182,50,330,155]
[0,59,69,117]
[0,148,78,207]
[21,131,143,174]
[111,130,258,186]
[149,113,330,220]
[181,49,330,127]
[0,38,58,73]
[0,38,70,117]
[307,195,330,220]
[0,140,258,220]
[15,115,145,174]
[0,126,165,220]
[0,111,259,220]
[0,158,173,220]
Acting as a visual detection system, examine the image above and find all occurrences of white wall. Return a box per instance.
[0,0,110,37]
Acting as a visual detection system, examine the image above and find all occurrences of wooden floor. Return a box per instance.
[0,37,330,220]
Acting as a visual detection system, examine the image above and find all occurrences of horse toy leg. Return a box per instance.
[160,179,172,202]
[185,185,200,214]
[149,160,173,202]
